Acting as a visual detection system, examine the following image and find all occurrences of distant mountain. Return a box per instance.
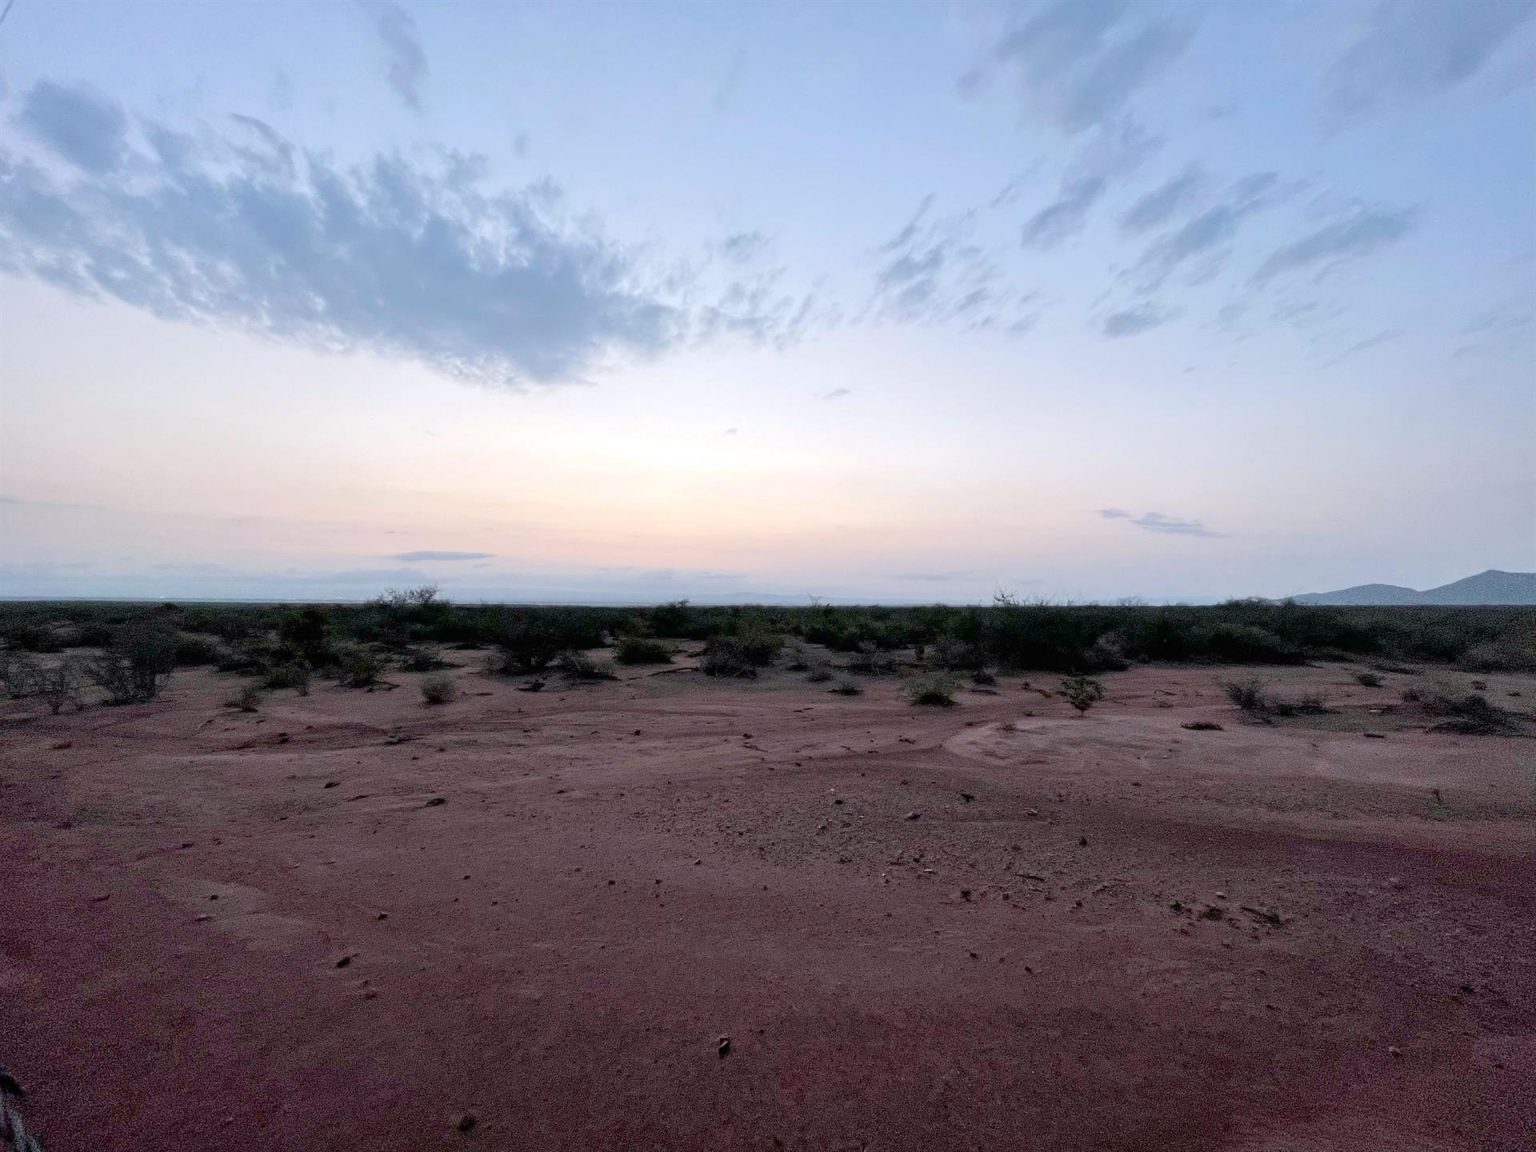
[1291,570,1536,606]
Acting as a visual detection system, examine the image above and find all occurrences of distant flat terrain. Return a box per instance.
[2,656,1534,1151]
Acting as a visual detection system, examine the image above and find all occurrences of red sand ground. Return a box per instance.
[2,658,1533,1151]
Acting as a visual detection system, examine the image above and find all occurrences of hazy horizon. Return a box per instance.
[3,1,1533,604]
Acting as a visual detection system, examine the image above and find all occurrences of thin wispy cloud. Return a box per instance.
[1326,0,1536,118]
[0,83,812,386]
[392,550,496,562]
[1099,508,1219,537]
[1252,206,1415,285]
[1119,167,1204,233]
[1101,304,1171,338]
[369,1,428,112]
[974,0,1200,135]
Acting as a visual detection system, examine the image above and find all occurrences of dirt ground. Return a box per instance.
[2,655,1534,1151]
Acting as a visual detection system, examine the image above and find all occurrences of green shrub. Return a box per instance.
[1272,693,1328,717]
[846,643,899,675]
[614,636,673,665]
[335,644,387,688]
[262,662,312,694]
[1060,675,1105,715]
[420,671,457,705]
[701,632,779,677]
[905,672,957,706]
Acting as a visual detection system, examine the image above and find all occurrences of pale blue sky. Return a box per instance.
[1,1,1532,603]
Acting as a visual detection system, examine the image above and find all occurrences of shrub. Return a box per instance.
[39,658,86,714]
[614,636,672,665]
[701,635,777,678]
[226,683,263,712]
[88,619,178,703]
[336,644,388,688]
[398,644,448,672]
[486,613,566,675]
[1354,671,1384,687]
[1060,675,1105,715]
[277,606,335,666]
[0,649,42,698]
[829,678,863,696]
[905,672,957,706]
[846,643,900,676]
[930,637,986,672]
[173,632,225,667]
[1082,632,1131,672]
[556,650,615,682]
[806,666,834,683]
[1223,679,1269,713]
[1413,692,1515,734]
[420,671,457,705]
[970,668,998,686]
[262,662,312,694]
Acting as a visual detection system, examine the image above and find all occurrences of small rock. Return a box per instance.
[960,792,975,803]
[718,1036,731,1058]
[905,811,921,820]
[336,954,353,968]
[1388,1045,1401,1058]
[1078,836,1088,847]
[425,797,447,807]
[456,1111,478,1133]
[323,781,339,789]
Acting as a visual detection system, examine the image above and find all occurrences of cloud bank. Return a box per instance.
[0,82,810,385]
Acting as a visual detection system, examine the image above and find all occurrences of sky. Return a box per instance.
[0,0,1532,604]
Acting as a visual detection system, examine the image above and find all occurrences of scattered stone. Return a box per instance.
[425,797,447,807]
[1180,721,1223,731]
[456,1111,478,1133]
[50,740,72,750]
[1078,836,1088,847]
[323,781,339,789]
[336,954,353,968]
[1363,732,1386,739]
[960,792,975,803]
[718,1036,731,1058]
[905,811,921,821]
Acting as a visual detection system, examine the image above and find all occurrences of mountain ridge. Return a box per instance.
[1290,569,1536,606]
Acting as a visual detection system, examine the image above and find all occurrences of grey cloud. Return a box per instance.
[819,387,852,401]
[1022,121,1160,249]
[1101,304,1170,337]
[1320,329,1397,367]
[1022,174,1104,248]
[228,113,296,177]
[981,0,1200,134]
[894,571,977,582]
[1119,168,1203,233]
[392,550,496,562]
[16,80,128,172]
[0,82,809,385]
[1327,0,1535,117]
[372,1,428,111]
[1100,508,1219,537]
[871,199,1036,332]
[1130,172,1283,289]
[1252,207,1414,285]
[718,230,768,263]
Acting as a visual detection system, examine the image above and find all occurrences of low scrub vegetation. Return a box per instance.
[905,672,957,706]
[1406,690,1517,734]
[1059,675,1105,715]
[420,671,457,705]
[2,595,1531,696]
[614,636,672,665]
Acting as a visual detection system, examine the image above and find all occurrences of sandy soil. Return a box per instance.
[2,656,1534,1151]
